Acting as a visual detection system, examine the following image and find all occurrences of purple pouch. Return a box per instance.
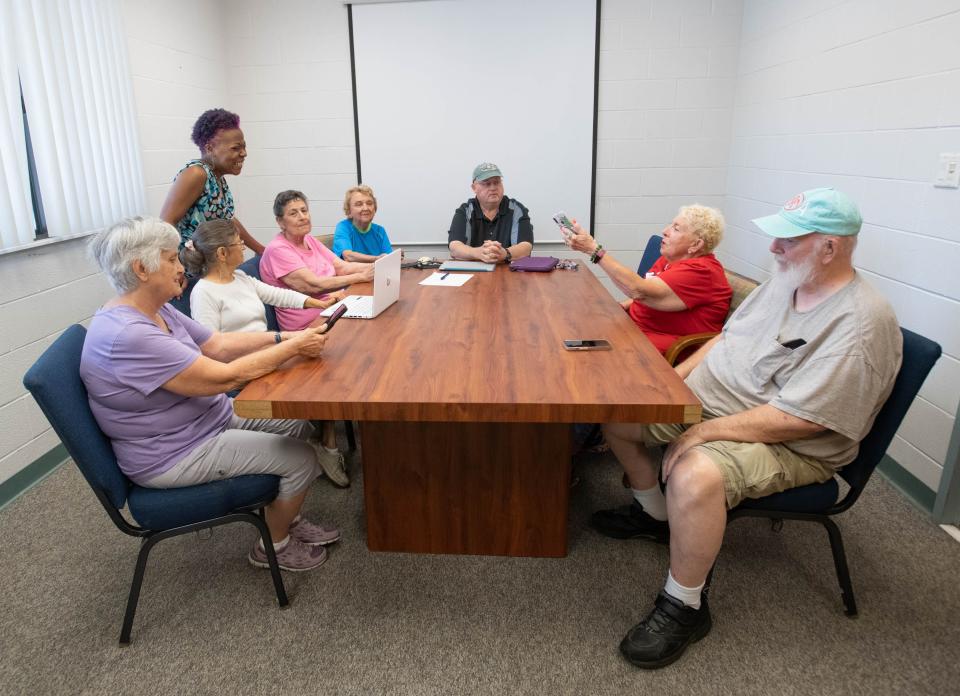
[509,256,559,272]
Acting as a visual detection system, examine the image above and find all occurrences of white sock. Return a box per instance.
[259,535,290,552]
[290,514,301,526]
[322,445,339,454]
[632,484,667,521]
[664,570,703,609]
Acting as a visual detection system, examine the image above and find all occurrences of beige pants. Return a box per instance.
[640,422,835,508]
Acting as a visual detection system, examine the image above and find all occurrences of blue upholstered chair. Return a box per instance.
[636,234,663,277]
[167,274,199,318]
[706,327,941,616]
[22,324,289,645]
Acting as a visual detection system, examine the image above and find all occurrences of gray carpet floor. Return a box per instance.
[1,441,958,696]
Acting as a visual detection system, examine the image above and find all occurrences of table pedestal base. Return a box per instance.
[361,421,571,557]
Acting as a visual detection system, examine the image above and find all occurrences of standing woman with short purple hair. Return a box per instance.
[160,108,265,255]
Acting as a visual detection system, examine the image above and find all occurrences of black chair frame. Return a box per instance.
[23,324,292,645]
[102,491,289,645]
[715,505,858,616]
[703,327,941,618]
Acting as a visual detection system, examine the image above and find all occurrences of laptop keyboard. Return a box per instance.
[345,296,373,318]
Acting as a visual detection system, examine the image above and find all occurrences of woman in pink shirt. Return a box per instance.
[260,190,374,331]
[260,190,375,486]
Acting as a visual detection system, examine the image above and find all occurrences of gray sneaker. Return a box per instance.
[248,537,327,572]
[310,439,350,488]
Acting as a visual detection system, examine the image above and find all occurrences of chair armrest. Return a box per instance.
[664,332,718,366]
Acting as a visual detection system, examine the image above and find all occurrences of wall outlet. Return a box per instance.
[934,153,960,188]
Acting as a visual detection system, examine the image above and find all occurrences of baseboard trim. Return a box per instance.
[0,447,940,518]
[877,454,936,515]
[0,444,68,513]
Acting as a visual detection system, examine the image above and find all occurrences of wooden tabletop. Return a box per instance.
[234,265,702,424]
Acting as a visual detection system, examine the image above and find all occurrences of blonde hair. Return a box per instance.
[679,204,725,253]
[343,185,378,216]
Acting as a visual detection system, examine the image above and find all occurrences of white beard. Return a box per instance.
[768,254,818,297]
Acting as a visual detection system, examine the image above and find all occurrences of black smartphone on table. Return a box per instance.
[563,339,612,351]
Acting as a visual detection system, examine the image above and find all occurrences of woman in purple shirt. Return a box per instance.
[80,217,338,572]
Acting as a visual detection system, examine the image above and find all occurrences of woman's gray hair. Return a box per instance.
[273,189,308,218]
[89,216,180,294]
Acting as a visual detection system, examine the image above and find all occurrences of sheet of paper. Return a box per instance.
[419,272,473,287]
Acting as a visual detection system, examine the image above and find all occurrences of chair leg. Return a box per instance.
[821,517,858,617]
[345,420,357,451]
[119,534,161,645]
[252,509,289,608]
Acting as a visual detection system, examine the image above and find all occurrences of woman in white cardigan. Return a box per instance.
[180,219,344,333]
[179,219,349,487]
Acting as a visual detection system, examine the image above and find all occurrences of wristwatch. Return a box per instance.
[504,249,512,264]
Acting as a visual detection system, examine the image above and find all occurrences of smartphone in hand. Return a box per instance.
[320,303,348,333]
[553,211,576,240]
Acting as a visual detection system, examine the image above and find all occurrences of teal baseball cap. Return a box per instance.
[472,162,503,182]
[752,188,862,238]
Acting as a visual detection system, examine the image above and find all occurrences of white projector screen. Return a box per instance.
[350,0,598,245]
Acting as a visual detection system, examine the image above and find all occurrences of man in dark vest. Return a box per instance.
[447,162,533,264]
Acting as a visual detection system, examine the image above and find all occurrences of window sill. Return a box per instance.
[0,228,102,257]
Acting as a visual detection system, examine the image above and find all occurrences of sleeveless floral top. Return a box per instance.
[173,160,234,246]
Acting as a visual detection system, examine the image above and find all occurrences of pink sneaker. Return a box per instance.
[248,537,327,572]
[289,518,341,546]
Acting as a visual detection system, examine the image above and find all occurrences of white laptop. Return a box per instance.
[320,249,402,319]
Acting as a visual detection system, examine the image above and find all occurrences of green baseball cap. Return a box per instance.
[472,162,503,182]
[752,187,862,238]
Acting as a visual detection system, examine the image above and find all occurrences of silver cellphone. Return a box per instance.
[553,211,576,239]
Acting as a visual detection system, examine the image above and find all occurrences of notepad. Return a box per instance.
[419,272,473,287]
[438,260,496,272]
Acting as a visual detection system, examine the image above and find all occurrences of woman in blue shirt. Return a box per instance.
[332,185,394,261]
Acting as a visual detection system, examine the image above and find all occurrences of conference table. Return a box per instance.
[234,262,701,558]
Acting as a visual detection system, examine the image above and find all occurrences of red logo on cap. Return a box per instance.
[783,193,804,211]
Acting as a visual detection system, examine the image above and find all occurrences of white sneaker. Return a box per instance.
[310,439,350,488]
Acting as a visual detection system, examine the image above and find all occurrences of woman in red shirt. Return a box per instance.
[567,205,732,355]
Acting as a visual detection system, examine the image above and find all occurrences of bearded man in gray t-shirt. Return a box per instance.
[594,188,902,670]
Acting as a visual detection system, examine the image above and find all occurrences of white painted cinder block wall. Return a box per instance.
[592,0,741,295]
[124,0,230,220]
[0,240,111,483]
[721,0,960,491]
[223,0,358,244]
[0,0,228,485]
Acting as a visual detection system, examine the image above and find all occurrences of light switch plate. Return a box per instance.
[934,153,960,188]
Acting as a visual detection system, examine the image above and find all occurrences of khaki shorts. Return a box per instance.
[641,422,835,509]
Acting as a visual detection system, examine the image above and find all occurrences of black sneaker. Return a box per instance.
[619,592,712,669]
[589,501,669,542]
